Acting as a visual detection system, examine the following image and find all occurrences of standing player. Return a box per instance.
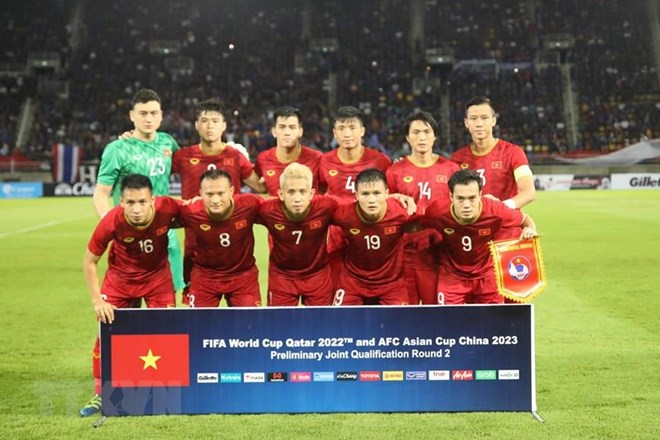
[80,174,181,417]
[422,170,538,305]
[331,168,414,306]
[386,111,459,304]
[255,106,323,197]
[177,169,262,308]
[451,96,536,214]
[92,89,184,293]
[172,98,266,304]
[257,163,338,306]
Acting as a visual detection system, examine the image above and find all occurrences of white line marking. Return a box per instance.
[0,215,95,239]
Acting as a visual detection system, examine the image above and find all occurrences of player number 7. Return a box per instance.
[292,230,303,245]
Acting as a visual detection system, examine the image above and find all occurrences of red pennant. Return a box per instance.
[489,237,547,302]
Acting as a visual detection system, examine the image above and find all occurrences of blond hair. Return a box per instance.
[279,162,313,190]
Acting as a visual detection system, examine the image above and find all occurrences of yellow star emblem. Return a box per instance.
[139,349,161,370]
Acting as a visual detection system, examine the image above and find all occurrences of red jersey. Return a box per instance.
[331,199,412,287]
[318,147,391,198]
[451,139,529,200]
[177,194,262,276]
[255,146,323,196]
[87,197,181,284]
[257,195,338,277]
[422,197,523,279]
[172,144,254,199]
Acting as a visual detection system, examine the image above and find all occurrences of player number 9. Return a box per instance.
[461,236,472,252]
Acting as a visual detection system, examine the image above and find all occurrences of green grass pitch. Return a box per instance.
[0,191,658,439]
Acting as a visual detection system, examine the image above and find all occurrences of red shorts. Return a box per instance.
[268,266,334,306]
[333,273,408,306]
[188,265,262,308]
[436,273,503,305]
[404,265,440,305]
[101,271,175,309]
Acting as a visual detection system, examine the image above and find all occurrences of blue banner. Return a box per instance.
[100,305,536,415]
[0,182,43,199]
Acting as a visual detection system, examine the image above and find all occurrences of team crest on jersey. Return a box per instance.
[403,176,414,183]
[479,228,491,236]
[274,223,285,231]
[460,163,469,169]
[436,175,448,183]
[223,158,235,166]
[349,228,360,235]
[266,170,276,177]
[123,237,135,243]
[189,158,200,165]
[200,224,211,231]
[384,226,397,235]
[309,220,322,230]
[156,226,168,236]
[329,170,338,177]
[235,219,248,229]
[443,228,455,235]
[133,155,143,161]
[163,150,172,157]
[491,161,502,169]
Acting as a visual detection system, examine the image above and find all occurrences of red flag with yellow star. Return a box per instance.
[110,334,189,387]
[489,237,547,303]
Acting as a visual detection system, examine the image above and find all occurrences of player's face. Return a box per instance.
[130,101,163,136]
[120,188,155,227]
[200,177,234,217]
[195,111,227,144]
[406,120,436,154]
[464,103,496,142]
[333,118,365,151]
[272,116,303,149]
[356,180,388,221]
[451,181,482,222]
[279,177,315,219]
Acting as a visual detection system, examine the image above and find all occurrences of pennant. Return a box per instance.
[111,334,190,387]
[52,143,81,183]
[489,237,547,303]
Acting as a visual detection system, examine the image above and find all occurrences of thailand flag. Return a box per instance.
[52,143,81,183]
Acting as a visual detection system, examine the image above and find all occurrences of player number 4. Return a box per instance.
[345,176,356,193]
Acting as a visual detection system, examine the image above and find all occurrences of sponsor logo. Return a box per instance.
[403,176,414,183]
[383,371,404,381]
[223,158,235,166]
[235,219,248,229]
[452,370,474,380]
[123,237,135,243]
[491,161,502,169]
[508,256,531,281]
[443,228,455,235]
[329,170,338,177]
[156,226,168,236]
[163,150,172,157]
[220,372,242,383]
[460,163,469,169]
[266,170,276,177]
[290,372,312,382]
[498,370,520,380]
[309,220,322,230]
[189,158,200,165]
[359,371,381,381]
[630,176,659,187]
[196,373,218,383]
[200,224,211,231]
[336,372,358,381]
[267,372,288,382]
[54,182,96,196]
[313,372,335,382]
[243,372,265,383]
[436,175,448,183]
[428,370,450,381]
[478,228,491,236]
[349,228,361,235]
[475,370,497,380]
[274,223,285,231]
[384,226,397,235]
[405,371,427,381]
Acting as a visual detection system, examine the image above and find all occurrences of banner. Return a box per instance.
[490,237,547,303]
[611,173,660,190]
[0,182,43,199]
[52,143,81,183]
[100,305,537,416]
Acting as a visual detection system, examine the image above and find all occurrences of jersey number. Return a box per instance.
[476,168,486,186]
[139,239,154,253]
[418,181,431,200]
[147,157,166,176]
[292,230,303,245]
[345,176,356,193]
[364,235,381,250]
[461,236,472,252]
[219,233,231,247]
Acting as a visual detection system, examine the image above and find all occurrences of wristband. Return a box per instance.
[503,199,516,209]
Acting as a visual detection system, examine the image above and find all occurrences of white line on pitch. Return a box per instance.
[0,215,95,239]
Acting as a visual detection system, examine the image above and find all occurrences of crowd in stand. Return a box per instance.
[0,0,657,163]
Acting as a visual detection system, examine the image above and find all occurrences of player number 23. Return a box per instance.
[147,157,166,176]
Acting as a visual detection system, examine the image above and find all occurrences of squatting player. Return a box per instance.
[177,169,262,308]
[421,169,538,305]
[92,89,185,293]
[386,111,459,304]
[80,174,181,417]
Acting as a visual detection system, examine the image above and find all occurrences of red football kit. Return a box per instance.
[255,146,323,197]
[386,156,459,304]
[421,197,523,304]
[257,195,339,306]
[318,147,391,198]
[177,194,263,308]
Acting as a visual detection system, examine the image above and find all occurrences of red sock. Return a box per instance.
[92,337,101,395]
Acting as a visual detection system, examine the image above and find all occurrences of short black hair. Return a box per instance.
[195,98,226,121]
[403,111,438,137]
[448,169,483,192]
[273,106,303,125]
[333,106,365,127]
[464,96,495,116]
[355,168,387,189]
[200,168,232,185]
[131,89,161,108]
[120,174,153,194]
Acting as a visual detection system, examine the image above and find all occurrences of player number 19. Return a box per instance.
[364,235,381,250]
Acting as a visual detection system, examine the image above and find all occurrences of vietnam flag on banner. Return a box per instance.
[111,334,190,387]
[489,237,547,303]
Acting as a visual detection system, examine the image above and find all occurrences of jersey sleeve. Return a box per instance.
[96,141,123,187]
[171,149,183,174]
[491,199,523,228]
[509,145,530,176]
[87,211,117,256]
[236,148,255,180]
